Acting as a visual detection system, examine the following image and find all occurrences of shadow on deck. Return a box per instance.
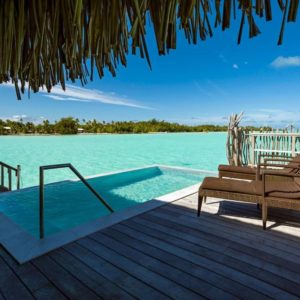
[1,193,300,299]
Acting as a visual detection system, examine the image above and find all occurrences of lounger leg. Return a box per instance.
[197,194,203,217]
[256,203,260,210]
[262,201,268,230]
[203,196,207,204]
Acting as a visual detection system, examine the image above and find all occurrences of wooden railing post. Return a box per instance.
[292,135,296,157]
[250,134,255,165]
[233,126,238,166]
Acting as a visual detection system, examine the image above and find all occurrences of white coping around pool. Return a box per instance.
[0,165,216,264]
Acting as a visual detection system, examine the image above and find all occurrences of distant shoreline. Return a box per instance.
[0,131,227,137]
[1,117,268,135]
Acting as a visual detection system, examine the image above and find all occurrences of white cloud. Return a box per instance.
[270,56,300,68]
[193,81,214,98]
[190,116,228,124]
[45,85,154,109]
[207,80,229,97]
[219,54,228,63]
[2,82,154,110]
[243,109,300,126]
[46,94,91,102]
[233,64,239,69]
[12,114,27,120]
[194,80,229,99]
[186,109,300,127]
[0,115,45,124]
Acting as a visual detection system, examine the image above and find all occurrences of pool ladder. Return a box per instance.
[39,163,114,239]
[0,161,21,192]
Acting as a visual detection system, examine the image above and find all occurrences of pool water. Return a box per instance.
[0,166,211,238]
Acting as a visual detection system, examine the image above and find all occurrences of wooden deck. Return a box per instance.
[1,193,300,299]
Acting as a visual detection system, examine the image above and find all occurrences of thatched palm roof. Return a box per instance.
[0,0,298,99]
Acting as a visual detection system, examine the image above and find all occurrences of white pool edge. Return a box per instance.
[0,165,211,264]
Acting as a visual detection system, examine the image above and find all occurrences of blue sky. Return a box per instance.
[1,6,300,127]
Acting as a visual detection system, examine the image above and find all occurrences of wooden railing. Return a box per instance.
[243,132,300,166]
[0,162,21,191]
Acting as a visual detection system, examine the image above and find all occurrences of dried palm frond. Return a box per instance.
[0,0,298,99]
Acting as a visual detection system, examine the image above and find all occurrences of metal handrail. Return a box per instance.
[39,163,114,239]
[0,161,21,191]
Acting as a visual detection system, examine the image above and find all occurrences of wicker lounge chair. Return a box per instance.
[218,164,257,180]
[219,154,300,180]
[198,167,300,229]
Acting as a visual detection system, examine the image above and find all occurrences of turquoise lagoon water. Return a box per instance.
[0,133,226,188]
[0,166,211,237]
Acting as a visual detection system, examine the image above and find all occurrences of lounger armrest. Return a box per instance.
[258,163,298,169]
[262,169,300,177]
[262,170,300,196]
[256,162,298,181]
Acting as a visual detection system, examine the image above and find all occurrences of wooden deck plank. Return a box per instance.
[0,248,66,300]
[135,211,300,296]
[64,242,167,300]
[101,226,237,299]
[215,197,300,222]
[165,201,300,251]
[49,248,135,300]
[77,237,199,300]
[90,231,211,299]
[163,202,300,252]
[0,256,34,300]
[0,290,5,300]
[177,197,300,243]
[33,284,68,300]
[1,193,300,299]
[32,255,99,300]
[209,196,300,224]
[153,204,300,265]
[123,217,298,300]
[179,194,300,226]
[113,223,269,300]
[216,200,300,237]
[0,248,48,287]
[151,206,300,279]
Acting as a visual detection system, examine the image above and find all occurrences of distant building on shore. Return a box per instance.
[3,126,11,134]
[77,128,84,134]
